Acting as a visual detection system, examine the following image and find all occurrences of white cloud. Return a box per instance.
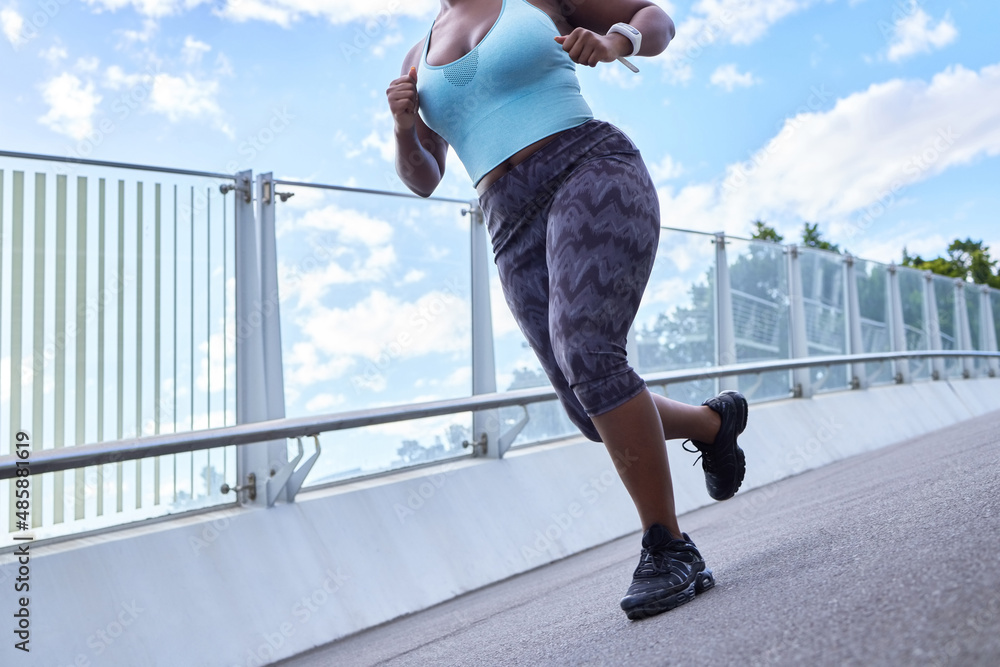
[40,44,68,63]
[117,17,159,44]
[214,0,437,27]
[656,0,827,82]
[401,269,425,284]
[283,288,469,396]
[285,203,393,246]
[360,127,394,162]
[1,7,24,46]
[597,62,643,89]
[305,392,347,412]
[75,56,101,72]
[301,289,469,362]
[371,32,403,58]
[710,64,761,91]
[182,35,211,64]
[648,154,684,183]
[104,64,144,89]
[656,63,1000,249]
[149,72,230,134]
[885,1,957,63]
[85,0,209,19]
[38,73,102,140]
[278,204,397,308]
[285,342,357,388]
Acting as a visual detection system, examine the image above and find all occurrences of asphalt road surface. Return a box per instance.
[278,409,1000,667]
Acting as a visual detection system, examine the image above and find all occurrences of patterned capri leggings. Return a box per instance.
[478,119,661,443]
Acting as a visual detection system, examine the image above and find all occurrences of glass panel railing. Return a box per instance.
[798,248,848,392]
[993,290,1000,358]
[632,229,717,406]
[931,274,961,378]
[855,259,893,385]
[725,238,791,402]
[897,266,930,380]
[964,285,985,375]
[0,155,237,547]
[270,185,473,483]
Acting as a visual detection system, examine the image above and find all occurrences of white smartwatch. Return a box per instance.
[608,22,642,57]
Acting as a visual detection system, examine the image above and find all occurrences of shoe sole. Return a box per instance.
[713,390,748,501]
[621,568,715,621]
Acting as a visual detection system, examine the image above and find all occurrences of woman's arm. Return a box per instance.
[554,0,675,67]
[387,42,449,197]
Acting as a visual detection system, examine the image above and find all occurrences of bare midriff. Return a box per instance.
[475,129,568,196]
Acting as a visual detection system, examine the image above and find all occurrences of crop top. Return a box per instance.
[416,0,594,186]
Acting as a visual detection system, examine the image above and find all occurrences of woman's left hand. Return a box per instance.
[554,28,632,67]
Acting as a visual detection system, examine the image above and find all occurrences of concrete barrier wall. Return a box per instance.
[3,377,999,666]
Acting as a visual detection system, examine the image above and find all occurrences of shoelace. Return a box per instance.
[682,439,709,467]
[635,548,678,577]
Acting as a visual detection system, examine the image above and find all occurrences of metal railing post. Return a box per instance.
[715,233,737,392]
[257,173,292,499]
[981,287,999,377]
[954,280,975,378]
[844,255,867,389]
[844,254,868,389]
[468,202,501,458]
[234,170,287,505]
[923,272,945,380]
[887,264,910,384]
[787,245,812,398]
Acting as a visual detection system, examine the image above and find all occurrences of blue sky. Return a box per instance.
[1,0,998,260]
[2,0,1000,481]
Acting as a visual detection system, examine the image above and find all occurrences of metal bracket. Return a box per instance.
[462,433,488,457]
[286,435,321,503]
[266,435,322,507]
[497,405,530,458]
[221,472,257,502]
[219,176,253,203]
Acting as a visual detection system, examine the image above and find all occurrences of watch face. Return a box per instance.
[622,24,639,35]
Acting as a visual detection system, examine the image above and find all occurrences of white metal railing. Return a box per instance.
[0,151,239,540]
[3,151,1000,546]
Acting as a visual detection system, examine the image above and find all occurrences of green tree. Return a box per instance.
[801,222,841,254]
[903,238,1000,288]
[750,220,784,243]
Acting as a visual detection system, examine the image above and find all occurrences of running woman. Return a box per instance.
[386,0,748,620]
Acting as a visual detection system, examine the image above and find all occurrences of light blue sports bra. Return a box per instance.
[417,0,594,186]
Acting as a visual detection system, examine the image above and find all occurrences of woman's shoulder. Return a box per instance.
[400,39,427,75]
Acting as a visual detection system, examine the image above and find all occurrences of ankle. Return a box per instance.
[702,406,722,443]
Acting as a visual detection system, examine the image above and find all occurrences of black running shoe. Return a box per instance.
[684,390,748,501]
[619,524,715,621]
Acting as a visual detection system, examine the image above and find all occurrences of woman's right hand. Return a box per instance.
[387,66,420,132]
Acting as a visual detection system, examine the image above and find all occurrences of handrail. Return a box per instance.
[1,350,997,480]
[272,178,472,205]
[0,149,237,180]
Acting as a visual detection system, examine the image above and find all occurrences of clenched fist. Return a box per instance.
[387,66,420,131]
[554,28,633,68]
